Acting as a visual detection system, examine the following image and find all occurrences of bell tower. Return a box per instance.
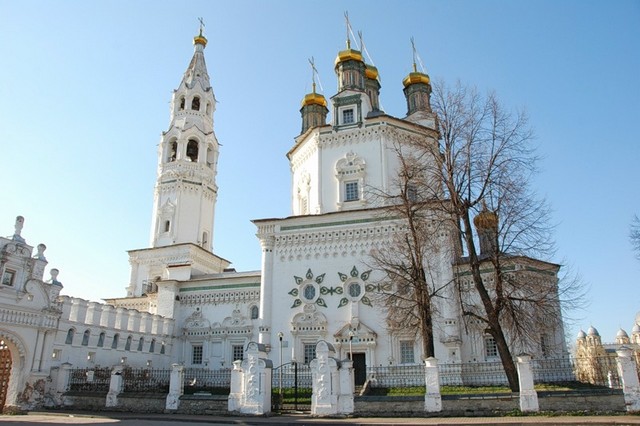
[151,24,219,251]
[126,24,230,300]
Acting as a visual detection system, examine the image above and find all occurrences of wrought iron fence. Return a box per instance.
[68,367,111,393]
[272,362,312,412]
[121,367,171,393]
[366,364,425,388]
[183,367,231,394]
[273,362,312,389]
[531,357,576,383]
[572,356,621,389]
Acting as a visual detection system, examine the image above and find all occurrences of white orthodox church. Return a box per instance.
[0,27,569,411]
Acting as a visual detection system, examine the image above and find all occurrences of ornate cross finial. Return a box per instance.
[410,36,418,72]
[307,57,324,94]
[308,57,317,93]
[344,11,351,49]
[198,17,205,36]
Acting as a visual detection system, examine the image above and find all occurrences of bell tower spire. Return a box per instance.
[151,21,219,251]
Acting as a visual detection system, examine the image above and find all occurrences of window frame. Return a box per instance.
[342,108,354,124]
[192,344,204,365]
[303,343,317,365]
[399,340,415,364]
[232,344,244,362]
[1,269,16,287]
[484,336,498,359]
[344,181,359,202]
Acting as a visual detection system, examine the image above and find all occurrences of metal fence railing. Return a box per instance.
[68,367,111,393]
[121,367,171,393]
[66,355,635,396]
[183,367,231,393]
[572,356,622,389]
[366,364,425,388]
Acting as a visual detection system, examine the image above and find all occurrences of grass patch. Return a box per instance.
[367,381,611,396]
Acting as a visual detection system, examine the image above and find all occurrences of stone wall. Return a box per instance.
[176,394,228,415]
[538,390,624,412]
[355,391,626,417]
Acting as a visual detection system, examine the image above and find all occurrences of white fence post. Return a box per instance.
[424,357,442,412]
[616,346,640,412]
[310,341,339,416]
[165,363,185,411]
[238,342,272,415]
[105,365,124,408]
[228,359,243,412]
[338,358,354,414]
[516,354,539,412]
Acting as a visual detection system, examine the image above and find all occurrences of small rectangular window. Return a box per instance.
[192,344,203,365]
[2,270,16,286]
[232,344,244,362]
[485,336,498,359]
[304,343,316,365]
[345,181,359,202]
[400,340,415,364]
[342,108,354,124]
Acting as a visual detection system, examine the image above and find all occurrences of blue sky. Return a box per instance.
[1,1,638,347]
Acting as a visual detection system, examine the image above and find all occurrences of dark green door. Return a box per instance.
[352,353,367,386]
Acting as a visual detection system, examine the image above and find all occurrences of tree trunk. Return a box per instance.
[460,210,520,391]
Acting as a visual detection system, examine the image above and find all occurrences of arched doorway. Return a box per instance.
[0,339,11,410]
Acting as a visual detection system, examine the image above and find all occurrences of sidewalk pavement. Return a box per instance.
[0,411,637,425]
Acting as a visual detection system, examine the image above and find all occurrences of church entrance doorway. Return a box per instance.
[352,353,366,386]
[0,339,11,410]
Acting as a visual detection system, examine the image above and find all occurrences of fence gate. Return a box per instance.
[0,340,10,410]
[272,362,312,413]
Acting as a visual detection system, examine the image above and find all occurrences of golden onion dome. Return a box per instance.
[365,65,379,80]
[402,71,430,88]
[301,92,327,108]
[473,209,499,230]
[335,48,364,66]
[193,34,208,47]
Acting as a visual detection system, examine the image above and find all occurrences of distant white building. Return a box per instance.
[0,26,568,411]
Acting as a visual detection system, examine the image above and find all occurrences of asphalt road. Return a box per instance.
[1,413,640,426]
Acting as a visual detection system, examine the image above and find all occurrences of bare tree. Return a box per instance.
[369,144,452,359]
[631,215,640,261]
[427,81,571,391]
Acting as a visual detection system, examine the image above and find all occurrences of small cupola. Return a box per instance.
[334,38,366,92]
[403,39,433,116]
[473,202,499,256]
[365,64,382,114]
[300,82,328,134]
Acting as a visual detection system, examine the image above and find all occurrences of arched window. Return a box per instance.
[137,337,144,352]
[125,336,132,351]
[164,220,171,233]
[160,342,166,354]
[82,330,90,346]
[202,232,208,249]
[250,305,259,320]
[97,332,105,347]
[111,334,119,349]
[186,139,199,162]
[179,96,185,110]
[168,141,177,162]
[149,339,156,353]
[65,328,75,345]
[191,96,200,111]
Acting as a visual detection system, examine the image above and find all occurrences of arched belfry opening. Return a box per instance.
[186,139,199,162]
